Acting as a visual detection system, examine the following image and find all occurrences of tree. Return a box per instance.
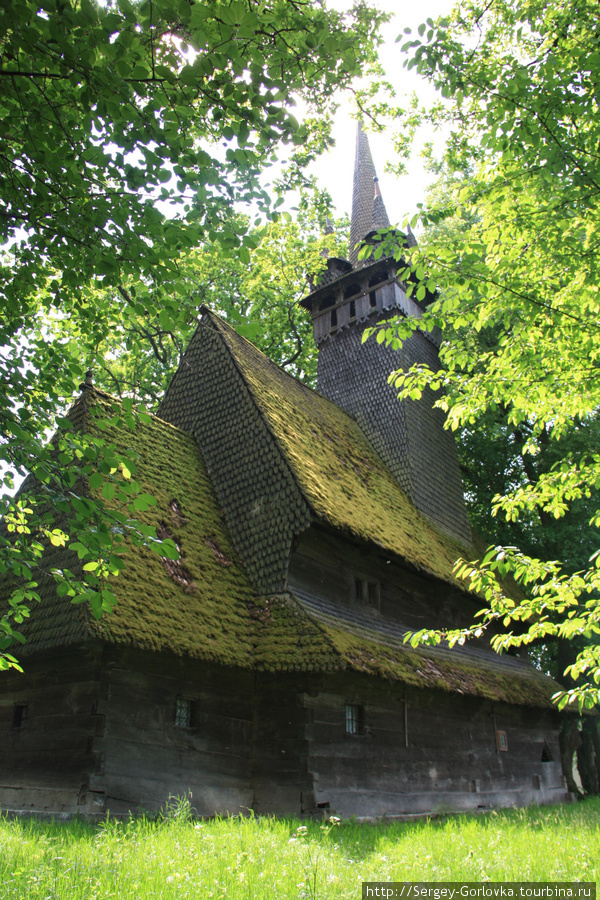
[417,166,600,607]
[70,194,348,404]
[365,0,600,709]
[0,0,383,669]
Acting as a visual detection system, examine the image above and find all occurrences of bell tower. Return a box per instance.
[301,123,471,544]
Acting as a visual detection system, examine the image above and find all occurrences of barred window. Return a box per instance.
[175,697,193,728]
[345,703,364,736]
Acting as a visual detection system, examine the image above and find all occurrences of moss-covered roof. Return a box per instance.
[246,592,557,706]
[3,344,554,707]
[291,591,557,707]
[12,390,257,666]
[208,311,480,590]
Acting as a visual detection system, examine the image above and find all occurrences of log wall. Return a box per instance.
[300,673,566,817]
[251,674,316,816]
[288,527,479,632]
[97,648,254,816]
[0,644,567,819]
[0,646,104,814]
[0,645,255,817]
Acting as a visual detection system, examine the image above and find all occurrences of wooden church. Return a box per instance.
[0,125,568,818]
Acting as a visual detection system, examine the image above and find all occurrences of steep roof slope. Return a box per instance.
[185,310,480,590]
[9,390,257,666]
[349,121,390,266]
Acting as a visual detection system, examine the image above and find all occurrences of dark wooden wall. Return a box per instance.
[285,529,566,816]
[97,648,254,817]
[297,672,566,817]
[287,526,479,633]
[251,674,316,816]
[0,646,103,814]
[0,644,567,819]
[0,645,255,817]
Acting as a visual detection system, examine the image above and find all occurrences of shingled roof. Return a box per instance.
[3,376,558,707]
[348,121,390,267]
[159,309,480,595]
[8,390,257,666]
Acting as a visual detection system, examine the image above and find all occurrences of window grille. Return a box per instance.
[345,703,364,736]
[175,697,193,728]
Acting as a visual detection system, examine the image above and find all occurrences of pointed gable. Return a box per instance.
[158,310,313,594]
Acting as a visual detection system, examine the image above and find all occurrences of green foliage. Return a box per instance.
[418,166,600,684]
[370,0,600,708]
[0,0,383,668]
[0,801,599,896]
[85,197,348,403]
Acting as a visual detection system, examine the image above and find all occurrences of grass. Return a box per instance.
[0,799,598,899]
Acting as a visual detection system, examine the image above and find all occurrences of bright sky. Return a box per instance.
[309,0,455,228]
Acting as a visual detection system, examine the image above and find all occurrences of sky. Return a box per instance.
[308,0,455,228]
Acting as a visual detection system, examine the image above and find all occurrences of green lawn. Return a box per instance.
[0,800,598,899]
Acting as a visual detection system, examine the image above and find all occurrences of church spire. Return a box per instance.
[349,122,390,267]
[300,121,470,544]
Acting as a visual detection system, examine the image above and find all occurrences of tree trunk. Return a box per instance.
[560,718,584,798]
[577,720,599,795]
[583,718,600,795]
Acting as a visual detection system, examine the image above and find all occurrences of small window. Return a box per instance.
[541,742,554,762]
[367,581,379,607]
[330,308,337,328]
[175,697,193,728]
[353,576,380,610]
[369,290,377,308]
[13,704,27,729]
[496,729,508,752]
[345,703,364,736]
[349,299,356,320]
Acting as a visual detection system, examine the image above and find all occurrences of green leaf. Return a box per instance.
[88,472,104,490]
